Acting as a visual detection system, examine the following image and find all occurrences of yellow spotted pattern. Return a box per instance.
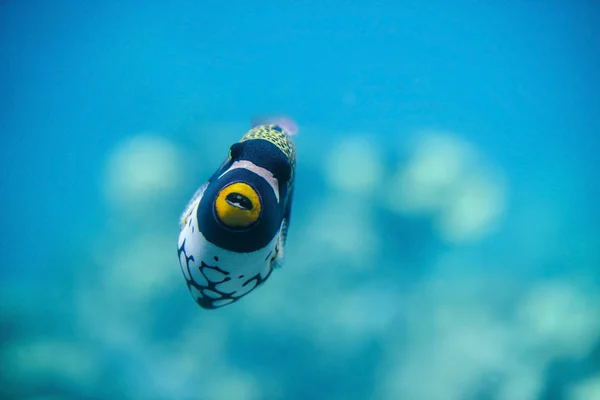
[241,124,296,170]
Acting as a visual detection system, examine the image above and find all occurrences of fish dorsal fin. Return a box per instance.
[251,116,299,136]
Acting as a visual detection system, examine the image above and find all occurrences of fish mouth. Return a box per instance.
[225,192,253,211]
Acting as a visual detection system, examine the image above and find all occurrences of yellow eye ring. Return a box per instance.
[214,182,261,228]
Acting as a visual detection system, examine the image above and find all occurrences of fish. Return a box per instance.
[177,117,298,309]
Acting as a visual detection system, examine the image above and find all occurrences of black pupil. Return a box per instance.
[225,192,253,210]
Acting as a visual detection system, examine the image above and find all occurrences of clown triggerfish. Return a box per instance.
[177,117,298,309]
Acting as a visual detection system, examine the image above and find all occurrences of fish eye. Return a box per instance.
[215,182,261,228]
[225,192,253,211]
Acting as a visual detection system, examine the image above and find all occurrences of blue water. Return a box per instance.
[1,1,599,399]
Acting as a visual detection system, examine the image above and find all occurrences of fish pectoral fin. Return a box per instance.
[179,182,208,229]
[270,224,287,269]
[271,247,284,269]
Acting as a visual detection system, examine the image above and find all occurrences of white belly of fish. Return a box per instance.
[177,201,277,307]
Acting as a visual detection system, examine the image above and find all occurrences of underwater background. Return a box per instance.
[1,1,599,399]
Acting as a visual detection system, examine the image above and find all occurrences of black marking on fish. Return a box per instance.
[187,263,273,309]
[200,261,230,285]
[177,239,195,283]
